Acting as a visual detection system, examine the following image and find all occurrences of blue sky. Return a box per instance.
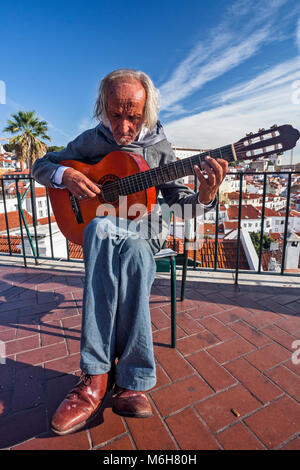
[1,0,300,164]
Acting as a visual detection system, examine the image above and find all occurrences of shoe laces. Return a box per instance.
[67,373,92,398]
[78,372,92,388]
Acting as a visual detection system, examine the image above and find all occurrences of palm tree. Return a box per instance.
[3,111,51,172]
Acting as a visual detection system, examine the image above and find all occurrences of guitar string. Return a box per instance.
[99,134,282,198]
[101,145,235,198]
[100,145,235,199]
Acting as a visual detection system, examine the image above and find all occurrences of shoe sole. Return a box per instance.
[112,407,153,418]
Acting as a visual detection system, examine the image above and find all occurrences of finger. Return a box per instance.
[204,157,223,186]
[201,162,217,186]
[72,180,96,199]
[85,178,101,195]
[216,158,229,181]
[76,178,100,196]
[68,171,101,195]
[194,165,208,186]
[80,185,99,198]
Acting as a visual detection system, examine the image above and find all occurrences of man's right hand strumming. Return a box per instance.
[62,167,101,199]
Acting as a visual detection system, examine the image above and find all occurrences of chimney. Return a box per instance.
[284,231,300,270]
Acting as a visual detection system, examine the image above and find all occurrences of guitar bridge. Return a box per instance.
[69,192,84,224]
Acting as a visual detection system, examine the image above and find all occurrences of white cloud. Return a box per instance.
[160,29,270,110]
[212,57,300,106]
[159,1,300,164]
[159,0,289,113]
[164,59,300,163]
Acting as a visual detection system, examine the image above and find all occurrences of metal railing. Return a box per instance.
[0,174,83,267]
[0,171,299,282]
[186,170,300,283]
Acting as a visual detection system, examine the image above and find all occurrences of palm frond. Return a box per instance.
[3,110,51,170]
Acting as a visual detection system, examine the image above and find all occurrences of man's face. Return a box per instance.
[106,80,146,146]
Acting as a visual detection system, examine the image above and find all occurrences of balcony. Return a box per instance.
[0,172,299,451]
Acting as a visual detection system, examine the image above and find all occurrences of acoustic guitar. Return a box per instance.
[48,124,300,245]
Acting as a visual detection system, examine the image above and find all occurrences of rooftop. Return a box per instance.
[0,258,299,450]
[225,192,262,200]
[0,210,33,232]
[227,205,262,220]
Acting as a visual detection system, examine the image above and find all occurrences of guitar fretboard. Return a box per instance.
[116,144,234,196]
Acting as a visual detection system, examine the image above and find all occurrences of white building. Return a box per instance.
[220,174,247,195]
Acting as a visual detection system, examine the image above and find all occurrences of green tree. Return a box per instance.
[3,111,51,172]
[3,142,16,152]
[250,232,275,254]
[47,145,65,152]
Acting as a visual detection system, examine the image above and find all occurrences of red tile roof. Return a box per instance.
[226,191,261,201]
[204,223,216,235]
[290,210,300,217]
[0,210,33,232]
[0,235,21,253]
[68,241,83,259]
[166,238,249,270]
[37,215,56,225]
[257,207,280,217]
[2,169,29,175]
[224,221,239,231]
[227,205,262,220]
[269,232,283,241]
[25,187,47,198]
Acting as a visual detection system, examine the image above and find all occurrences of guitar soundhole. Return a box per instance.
[97,174,119,207]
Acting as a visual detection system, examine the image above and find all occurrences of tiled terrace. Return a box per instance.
[0,257,299,451]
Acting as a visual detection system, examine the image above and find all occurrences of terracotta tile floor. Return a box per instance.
[0,263,299,450]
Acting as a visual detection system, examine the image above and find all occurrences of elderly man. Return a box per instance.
[32,68,228,435]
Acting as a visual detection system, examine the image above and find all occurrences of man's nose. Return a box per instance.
[120,119,131,134]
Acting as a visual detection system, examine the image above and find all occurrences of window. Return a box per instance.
[39,210,43,217]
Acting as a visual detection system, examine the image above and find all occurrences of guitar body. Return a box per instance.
[48,151,157,245]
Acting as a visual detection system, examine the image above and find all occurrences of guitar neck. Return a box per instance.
[118,143,235,196]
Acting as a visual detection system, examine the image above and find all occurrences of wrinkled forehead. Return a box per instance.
[107,79,146,104]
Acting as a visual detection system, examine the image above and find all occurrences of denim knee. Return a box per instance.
[121,237,153,261]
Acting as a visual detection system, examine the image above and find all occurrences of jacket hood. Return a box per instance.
[96,121,168,149]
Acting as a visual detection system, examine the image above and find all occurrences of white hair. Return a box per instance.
[94,68,160,131]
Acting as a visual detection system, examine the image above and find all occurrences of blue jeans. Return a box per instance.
[80,216,157,391]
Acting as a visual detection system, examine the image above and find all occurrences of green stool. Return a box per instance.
[154,248,177,348]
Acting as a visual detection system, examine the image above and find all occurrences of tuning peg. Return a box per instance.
[246,132,253,137]
[271,124,277,128]
[258,128,265,132]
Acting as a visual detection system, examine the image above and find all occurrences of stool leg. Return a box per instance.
[181,237,189,301]
[170,256,177,348]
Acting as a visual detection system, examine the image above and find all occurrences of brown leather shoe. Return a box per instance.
[50,371,114,435]
[112,386,153,418]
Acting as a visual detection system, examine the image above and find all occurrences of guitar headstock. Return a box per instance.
[233,124,300,161]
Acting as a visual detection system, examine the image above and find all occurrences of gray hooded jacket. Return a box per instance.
[32,122,215,254]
